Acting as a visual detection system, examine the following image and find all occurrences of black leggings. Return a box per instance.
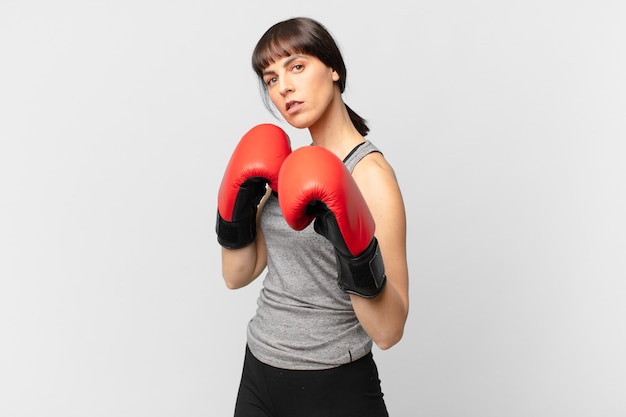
[233,346,389,417]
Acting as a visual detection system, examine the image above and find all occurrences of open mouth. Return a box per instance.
[286,101,302,112]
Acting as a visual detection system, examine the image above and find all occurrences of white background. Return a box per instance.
[1,0,625,416]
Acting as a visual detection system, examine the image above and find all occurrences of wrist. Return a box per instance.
[216,209,256,249]
[335,237,386,298]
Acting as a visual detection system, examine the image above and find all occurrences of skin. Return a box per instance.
[222,53,409,350]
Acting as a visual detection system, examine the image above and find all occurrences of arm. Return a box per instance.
[350,153,409,350]
[215,124,291,289]
[278,146,409,349]
[221,190,270,289]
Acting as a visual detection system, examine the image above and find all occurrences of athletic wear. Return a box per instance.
[247,141,382,370]
[234,345,389,417]
[236,141,389,416]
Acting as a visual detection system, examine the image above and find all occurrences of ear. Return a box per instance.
[331,69,340,82]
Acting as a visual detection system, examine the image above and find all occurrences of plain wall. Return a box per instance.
[1,0,625,416]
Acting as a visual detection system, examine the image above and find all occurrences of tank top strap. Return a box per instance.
[342,140,382,173]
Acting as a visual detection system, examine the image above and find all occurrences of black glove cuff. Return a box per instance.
[216,210,256,249]
[336,238,387,298]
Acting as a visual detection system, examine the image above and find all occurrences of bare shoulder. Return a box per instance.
[351,150,406,231]
[351,151,401,194]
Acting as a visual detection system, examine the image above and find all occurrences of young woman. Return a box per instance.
[216,17,409,417]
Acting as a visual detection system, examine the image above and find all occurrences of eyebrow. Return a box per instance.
[262,55,304,76]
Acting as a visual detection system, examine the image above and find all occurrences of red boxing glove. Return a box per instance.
[216,124,291,248]
[278,146,386,298]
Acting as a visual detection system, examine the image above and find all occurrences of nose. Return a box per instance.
[279,77,293,96]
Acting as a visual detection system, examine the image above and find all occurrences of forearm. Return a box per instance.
[216,125,288,287]
[350,281,408,350]
[221,224,267,289]
[222,249,255,289]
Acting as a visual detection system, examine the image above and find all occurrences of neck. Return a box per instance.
[308,91,365,160]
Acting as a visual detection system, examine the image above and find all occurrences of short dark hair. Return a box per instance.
[251,17,369,136]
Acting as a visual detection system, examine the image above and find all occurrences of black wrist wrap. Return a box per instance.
[335,237,387,298]
[216,209,256,249]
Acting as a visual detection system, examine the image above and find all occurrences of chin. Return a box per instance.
[283,117,312,130]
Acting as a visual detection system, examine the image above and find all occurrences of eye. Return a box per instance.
[265,76,278,86]
[292,64,304,73]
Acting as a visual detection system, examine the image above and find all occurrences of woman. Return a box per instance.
[217,17,408,417]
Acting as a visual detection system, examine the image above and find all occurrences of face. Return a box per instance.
[262,54,340,129]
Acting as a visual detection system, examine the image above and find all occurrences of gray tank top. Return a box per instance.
[247,141,382,370]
